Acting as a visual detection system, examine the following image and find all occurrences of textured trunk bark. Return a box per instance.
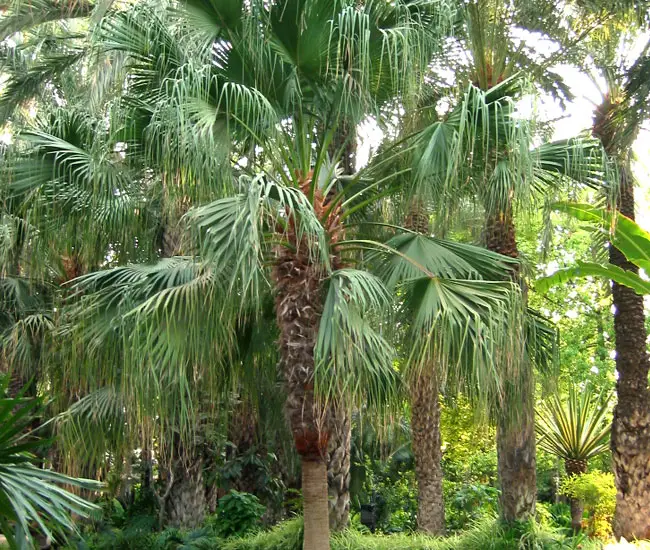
[326,403,351,531]
[165,456,207,528]
[323,124,356,532]
[608,164,650,540]
[411,370,445,534]
[404,200,445,534]
[593,98,650,539]
[273,201,331,548]
[303,459,331,550]
[485,211,537,523]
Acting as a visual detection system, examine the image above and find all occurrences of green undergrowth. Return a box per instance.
[222,518,604,550]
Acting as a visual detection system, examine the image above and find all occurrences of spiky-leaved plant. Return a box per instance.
[536,385,611,532]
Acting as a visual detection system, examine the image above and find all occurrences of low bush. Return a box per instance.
[560,471,616,539]
[209,491,266,538]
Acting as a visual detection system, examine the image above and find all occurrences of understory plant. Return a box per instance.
[559,471,616,539]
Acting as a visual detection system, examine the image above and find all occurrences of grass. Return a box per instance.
[223,518,606,550]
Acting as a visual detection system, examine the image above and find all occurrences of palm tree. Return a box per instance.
[42,3,532,548]
[411,75,605,523]
[400,0,613,523]
[538,198,650,538]
[536,385,611,533]
[591,54,650,541]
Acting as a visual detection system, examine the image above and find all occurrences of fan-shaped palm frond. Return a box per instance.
[0,0,95,41]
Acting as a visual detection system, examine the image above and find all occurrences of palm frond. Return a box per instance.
[0,389,100,548]
[0,0,95,41]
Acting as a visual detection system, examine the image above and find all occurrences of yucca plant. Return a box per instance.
[0,385,100,549]
[536,385,611,533]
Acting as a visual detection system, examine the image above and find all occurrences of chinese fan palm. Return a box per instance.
[411,75,604,523]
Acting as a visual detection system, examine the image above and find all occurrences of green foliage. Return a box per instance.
[222,519,302,550]
[559,471,616,539]
[536,385,611,464]
[222,518,598,550]
[537,203,650,295]
[154,527,220,550]
[0,389,101,549]
[443,482,499,532]
[353,456,418,534]
[210,492,265,538]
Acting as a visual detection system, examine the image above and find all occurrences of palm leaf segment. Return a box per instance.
[536,385,611,472]
[0,388,100,548]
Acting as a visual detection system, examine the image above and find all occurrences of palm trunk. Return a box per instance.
[273,231,331,550]
[165,455,207,528]
[485,212,537,523]
[405,200,445,534]
[324,124,356,532]
[565,459,588,533]
[303,459,330,550]
[608,164,650,539]
[411,371,445,533]
[327,403,351,531]
[593,98,650,539]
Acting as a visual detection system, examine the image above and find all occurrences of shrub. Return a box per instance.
[443,481,499,532]
[559,471,616,539]
[154,527,221,549]
[210,491,266,538]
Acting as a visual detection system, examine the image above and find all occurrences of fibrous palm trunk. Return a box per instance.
[165,456,207,528]
[593,98,650,539]
[325,124,356,532]
[405,201,445,534]
[326,403,351,531]
[565,458,587,533]
[608,166,650,539]
[485,211,537,523]
[411,371,445,533]
[273,210,331,550]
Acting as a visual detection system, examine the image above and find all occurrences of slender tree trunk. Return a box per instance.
[303,459,330,550]
[405,200,445,534]
[565,459,588,533]
[326,403,351,531]
[273,209,331,549]
[485,211,537,523]
[411,371,445,533]
[608,165,650,539]
[165,455,207,528]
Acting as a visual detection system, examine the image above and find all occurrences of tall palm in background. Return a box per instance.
[591,47,650,543]
[402,0,613,523]
[412,72,604,523]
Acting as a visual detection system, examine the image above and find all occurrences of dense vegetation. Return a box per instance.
[0,0,649,549]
